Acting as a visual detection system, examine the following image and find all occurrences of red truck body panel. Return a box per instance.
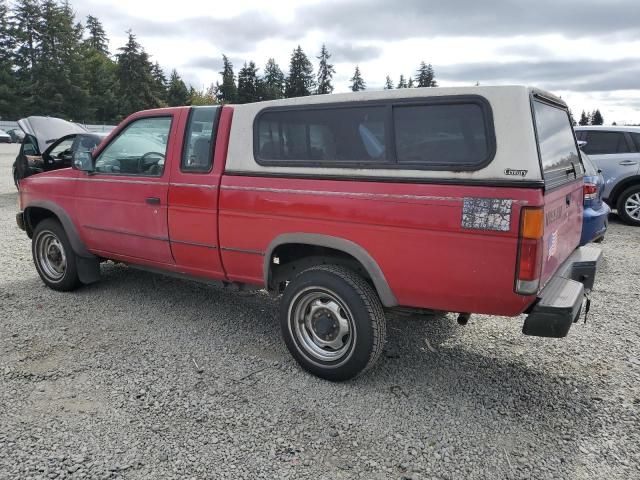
[18,100,584,319]
[218,174,541,315]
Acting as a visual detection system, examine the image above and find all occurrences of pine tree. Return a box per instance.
[150,62,167,105]
[316,43,335,95]
[237,61,260,103]
[0,0,17,119]
[416,61,437,87]
[84,14,108,55]
[166,69,189,106]
[349,66,365,92]
[261,58,285,100]
[397,75,407,89]
[579,110,589,126]
[407,76,414,88]
[384,75,393,90]
[285,45,315,98]
[83,45,117,121]
[116,30,160,117]
[426,64,437,87]
[12,0,43,114]
[217,55,237,103]
[591,109,604,125]
[29,0,90,119]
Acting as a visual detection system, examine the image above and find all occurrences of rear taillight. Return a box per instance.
[515,207,544,295]
[583,183,598,201]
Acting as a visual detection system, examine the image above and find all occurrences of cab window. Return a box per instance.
[182,106,220,172]
[22,135,39,156]
[48,138,74,159]
[95,117,171,176]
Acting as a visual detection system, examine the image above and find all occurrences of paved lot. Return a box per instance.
[1,143,639,479]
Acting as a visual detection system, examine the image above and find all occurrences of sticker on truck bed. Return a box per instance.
[461,198,512,232]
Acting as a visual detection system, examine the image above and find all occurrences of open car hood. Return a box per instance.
[18,116,88,154]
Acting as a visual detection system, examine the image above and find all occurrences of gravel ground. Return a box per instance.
[1,142,639,480]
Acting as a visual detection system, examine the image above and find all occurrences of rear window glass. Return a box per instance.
[393,103,488,167]
[257,107,387,163]
[533,101,580,177]
[255,97,494,170]
[631,133,640,151]
[582,131,630,155]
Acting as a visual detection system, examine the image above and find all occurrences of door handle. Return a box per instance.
[146,197,161,205]
[619,160,638,166]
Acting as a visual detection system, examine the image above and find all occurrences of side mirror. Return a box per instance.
[72,150,94,172]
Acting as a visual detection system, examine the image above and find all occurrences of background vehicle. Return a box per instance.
[12,116,105,188]
[6,128,25,143]
[580,152,610,245]
[575,126,640,226]
[16,87,600,381]
[0,129,11,143]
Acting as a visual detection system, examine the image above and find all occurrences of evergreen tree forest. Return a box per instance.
[0,0,443,123]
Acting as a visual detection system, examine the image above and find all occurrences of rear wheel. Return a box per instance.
[280,264,386,381]
[32,218,81,291]
[617,185,640,226]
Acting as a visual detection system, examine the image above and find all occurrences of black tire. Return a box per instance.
[32,218,81,291]
[616,185,640,226]
[280,264,386,381]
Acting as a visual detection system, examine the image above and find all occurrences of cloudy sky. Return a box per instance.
[74,0,640,124]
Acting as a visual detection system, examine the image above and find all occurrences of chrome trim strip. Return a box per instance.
[76,177,162,186]
[169,182,218,189]
[220,246,264,256]
[83,224,169,242]
[170,239,218,249]
[221,185,529,204]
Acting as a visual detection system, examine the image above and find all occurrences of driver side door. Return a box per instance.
[74,114,181,265]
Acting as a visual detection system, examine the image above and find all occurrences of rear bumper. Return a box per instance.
[523,245,602,338]
[580,203,611,246]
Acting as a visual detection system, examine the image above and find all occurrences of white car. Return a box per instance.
[0,129,12,143]
[574,126,640,226]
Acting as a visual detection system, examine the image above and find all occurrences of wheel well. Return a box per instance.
[608,176,640,206]
[268,244,373,293]
[24,207,57,238]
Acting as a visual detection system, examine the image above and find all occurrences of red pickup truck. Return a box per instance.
[16,86,601,380]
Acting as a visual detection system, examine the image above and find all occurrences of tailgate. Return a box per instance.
[540,179,583,288]
[531,97,584,291]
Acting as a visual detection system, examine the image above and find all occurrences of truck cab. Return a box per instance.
[16,86,601,381]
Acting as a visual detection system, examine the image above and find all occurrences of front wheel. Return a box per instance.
[280,265,386,381]
[32,218,81,291]
[617,185,640,226]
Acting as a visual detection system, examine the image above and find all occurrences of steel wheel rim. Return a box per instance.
[625,193,640,220]
[289,287,356,363]
[35,231,66,281]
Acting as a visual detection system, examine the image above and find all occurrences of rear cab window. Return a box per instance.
[532,99,582,188]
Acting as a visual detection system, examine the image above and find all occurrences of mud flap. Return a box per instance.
[76,256,101,285]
